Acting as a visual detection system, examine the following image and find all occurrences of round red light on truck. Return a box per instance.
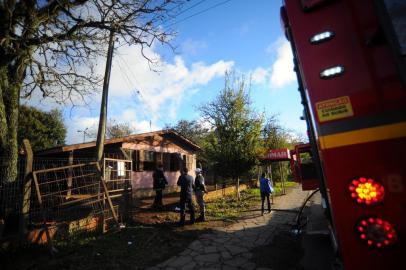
[348,177,384,205]
[357,217,397,248]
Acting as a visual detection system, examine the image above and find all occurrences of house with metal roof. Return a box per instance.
[36,129,201,197]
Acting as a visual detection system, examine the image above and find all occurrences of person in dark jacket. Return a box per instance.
[194,168,206,222]
[177,167,195,226]
[259,172,273,215]
[152,164,168,208]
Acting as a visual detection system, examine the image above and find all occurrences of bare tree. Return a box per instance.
[0,0,186,182]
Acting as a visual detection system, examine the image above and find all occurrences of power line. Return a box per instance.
[115,55,154,120]
[166,0,208,22]
[164,0,232,29]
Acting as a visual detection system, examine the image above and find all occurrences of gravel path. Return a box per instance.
[147,186,310,270]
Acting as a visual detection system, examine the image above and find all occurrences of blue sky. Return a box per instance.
[28,0,306,144]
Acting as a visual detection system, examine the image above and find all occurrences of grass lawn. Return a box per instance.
[205,181,297,220]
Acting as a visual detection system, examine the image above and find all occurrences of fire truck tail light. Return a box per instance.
[310,31,335,44]
[320,66,344,79]
[348,177,384,205]
[357,218,397,248]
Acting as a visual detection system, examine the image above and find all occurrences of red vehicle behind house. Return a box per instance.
[289,143,319,191]
[281,0,406,269]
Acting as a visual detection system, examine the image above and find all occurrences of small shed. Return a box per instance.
[260,148,292,195]
[36,129,201,197]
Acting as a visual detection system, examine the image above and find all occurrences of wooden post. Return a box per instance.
[32,173,54,251]
[95,29,115,164]
[236,177,240,200]
[67,151,73,198]
[19,139,33,243]
[279,162,286,195]
[96,163,119,225]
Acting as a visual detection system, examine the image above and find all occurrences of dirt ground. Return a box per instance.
[0,186,319,270]
[0,190,260,270]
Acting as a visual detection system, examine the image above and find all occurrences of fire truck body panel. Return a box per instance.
[282,0,406,269]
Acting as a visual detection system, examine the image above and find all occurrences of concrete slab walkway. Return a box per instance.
[147,186,310,270]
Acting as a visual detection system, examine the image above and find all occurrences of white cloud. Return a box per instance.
[109,44,233,124]
[60,44,233,144]
[66,116,99,144]
[251,67,269,85]
[269,38,296,89]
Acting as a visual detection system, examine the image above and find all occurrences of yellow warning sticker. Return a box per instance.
[316,96,353,122]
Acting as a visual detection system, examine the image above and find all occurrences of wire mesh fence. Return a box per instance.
[0,156,132,241]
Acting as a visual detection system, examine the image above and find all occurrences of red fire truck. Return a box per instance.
[281,0,405,269]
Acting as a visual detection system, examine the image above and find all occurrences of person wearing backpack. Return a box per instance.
[259,172,273,215]
[152,163,168,208]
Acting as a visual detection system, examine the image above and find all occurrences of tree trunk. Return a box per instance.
[0,65,21,183]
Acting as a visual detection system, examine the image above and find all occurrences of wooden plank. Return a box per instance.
[118,148,131,161]
[32,173,54,250]
[96,163,119,225]
[34,162,98,174]
[67,151,73,198]
[19,139,33,243]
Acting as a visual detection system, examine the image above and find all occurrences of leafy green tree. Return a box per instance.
[0,0,186,182]
[18,105,66,152]
[260,117,292,153]
[106,119,134,139]
[165,120,209,145]
[200,72,263,198]
[260,118,307,183]
[165,119,211,170]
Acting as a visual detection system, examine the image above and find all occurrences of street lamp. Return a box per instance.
[77,128,90,143]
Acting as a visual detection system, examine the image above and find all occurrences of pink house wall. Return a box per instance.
[122,142,196,194]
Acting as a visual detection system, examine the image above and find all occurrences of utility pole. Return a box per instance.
[95,28,115,163]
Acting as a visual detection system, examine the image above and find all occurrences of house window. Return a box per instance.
[132,150,140,171]
[143,150,155,171]
[163,153,171,171]
[170,153,180,172]
[132,151,190,172]
[154,152,163,166]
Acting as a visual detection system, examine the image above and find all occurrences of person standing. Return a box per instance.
[177,167,195,226]
[259,172,273,215]
[194,168,206,222]
[152,164,167,208]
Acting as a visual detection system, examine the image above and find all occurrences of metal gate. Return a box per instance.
[28,158,132,245]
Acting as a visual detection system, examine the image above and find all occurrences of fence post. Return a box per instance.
[96,162,119,228]
[19,139,33,243]
[279,162,286,195]
[66,151,73,198]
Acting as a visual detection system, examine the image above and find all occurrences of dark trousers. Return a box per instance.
[179,197,195,224]
[153,189,163,207]
[261,192,271,213]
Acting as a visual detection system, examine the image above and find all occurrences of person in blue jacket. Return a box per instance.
[259,172,273,215]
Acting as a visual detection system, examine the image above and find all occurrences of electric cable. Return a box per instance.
[164,0,232,29]
[294,188,320,232]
